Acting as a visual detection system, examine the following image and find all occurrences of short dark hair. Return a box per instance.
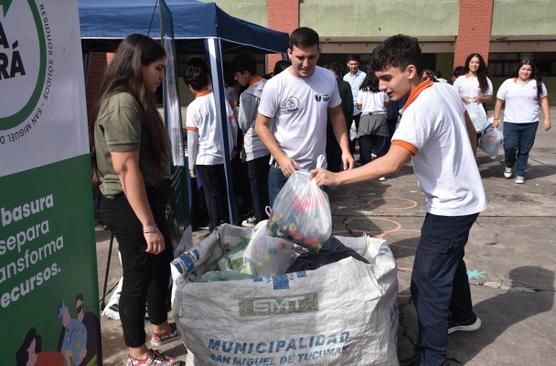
[273,60,291,75]
[369,34,422,74]
[289,27,319,49]
[231,53,257,75]
[346,54,360,63]
[184,57,210,91]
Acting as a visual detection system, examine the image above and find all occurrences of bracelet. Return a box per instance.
[143,224,158,234]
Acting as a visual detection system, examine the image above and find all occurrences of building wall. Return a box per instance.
[492,0,556,36]
[266,0,299,72]
[201,0,268,26]
[453,0,494,65]
[206,0,556,39]
[85,1,556,107]
[300,0,459,37]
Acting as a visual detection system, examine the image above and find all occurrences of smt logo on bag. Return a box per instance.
[239,292,318,317]
[0,0,51,133]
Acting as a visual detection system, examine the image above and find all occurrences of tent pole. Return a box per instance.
[205,37,237,226]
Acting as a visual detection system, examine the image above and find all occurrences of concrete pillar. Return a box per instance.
[453,0,494,67]
[267,0,299,73]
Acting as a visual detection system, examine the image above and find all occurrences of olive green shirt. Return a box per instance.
[94,92,170,199]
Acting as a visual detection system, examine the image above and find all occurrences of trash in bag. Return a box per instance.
[267,170,332,252]
[466,103,489,132]
[199,271,253,282]
[216,237,249,272]
[286,236,369,273]
[171,226,400,366]
[243,220,297,277]
[479,123,503,159]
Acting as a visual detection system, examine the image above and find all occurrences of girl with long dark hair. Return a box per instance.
[453,53,493,112]
[454,53,493,103]
[92,34,180,365]
[493,59,551,184]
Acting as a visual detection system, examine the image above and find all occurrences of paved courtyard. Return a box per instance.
[95,109,556,365]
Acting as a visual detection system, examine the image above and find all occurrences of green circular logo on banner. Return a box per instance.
[0,0,47,131]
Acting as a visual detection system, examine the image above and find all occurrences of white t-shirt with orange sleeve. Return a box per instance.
[186,90,236,166]
[392,81,488,216]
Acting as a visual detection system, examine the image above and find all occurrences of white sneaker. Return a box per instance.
[241,216,257,228]
[503,167,512,179]
[514,176,525,184]
[448,315,481,335]
[378,176,386,181]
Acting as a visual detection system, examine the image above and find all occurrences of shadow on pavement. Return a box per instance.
[477,156,556,180]
[449,266,554,364]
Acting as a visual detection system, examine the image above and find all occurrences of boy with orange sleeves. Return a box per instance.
[311,35,488,366]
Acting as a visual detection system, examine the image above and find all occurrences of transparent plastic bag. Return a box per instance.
[479,123,503,159]
[243,220,297,277]
[466,103,489,132]
[267,170,332,252]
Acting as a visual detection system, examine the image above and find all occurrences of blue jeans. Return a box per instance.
[411,213,479,366]
[503,121,538,177]
[268,166,289,207]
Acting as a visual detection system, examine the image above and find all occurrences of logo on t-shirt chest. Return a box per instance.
[314,92,330,103]
[280,96,300,113]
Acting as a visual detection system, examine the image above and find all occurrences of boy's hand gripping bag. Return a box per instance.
[267,170,332,252]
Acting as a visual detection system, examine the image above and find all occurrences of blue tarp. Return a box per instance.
[79,0,289,53]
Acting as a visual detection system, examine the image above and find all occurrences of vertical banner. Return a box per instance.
[0,1,102,365]
[160,0,191,252]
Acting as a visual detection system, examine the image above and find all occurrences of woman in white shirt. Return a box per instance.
[453,53,493,107]
[493,59,551,184]
[453,54,493,136]
[356,71,389,167]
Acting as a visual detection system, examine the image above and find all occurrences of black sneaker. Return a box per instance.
[448,314,481,334]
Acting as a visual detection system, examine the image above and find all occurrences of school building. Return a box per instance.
[209,0,556,103]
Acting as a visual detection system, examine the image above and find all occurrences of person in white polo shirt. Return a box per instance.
[312,35,488,366]
[184,58,237,232]
[453,53,493,137]
[344,54,367,154]
[493,59,551,184]
[453,53,493,108]
[255,27,355,205]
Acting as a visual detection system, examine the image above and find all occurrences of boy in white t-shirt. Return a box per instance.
[255,27,355,205]
[312,35,488,366]
[184,58,237,232]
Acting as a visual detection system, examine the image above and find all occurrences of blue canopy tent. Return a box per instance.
[80,0,288,54]
[79,0,289,227]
